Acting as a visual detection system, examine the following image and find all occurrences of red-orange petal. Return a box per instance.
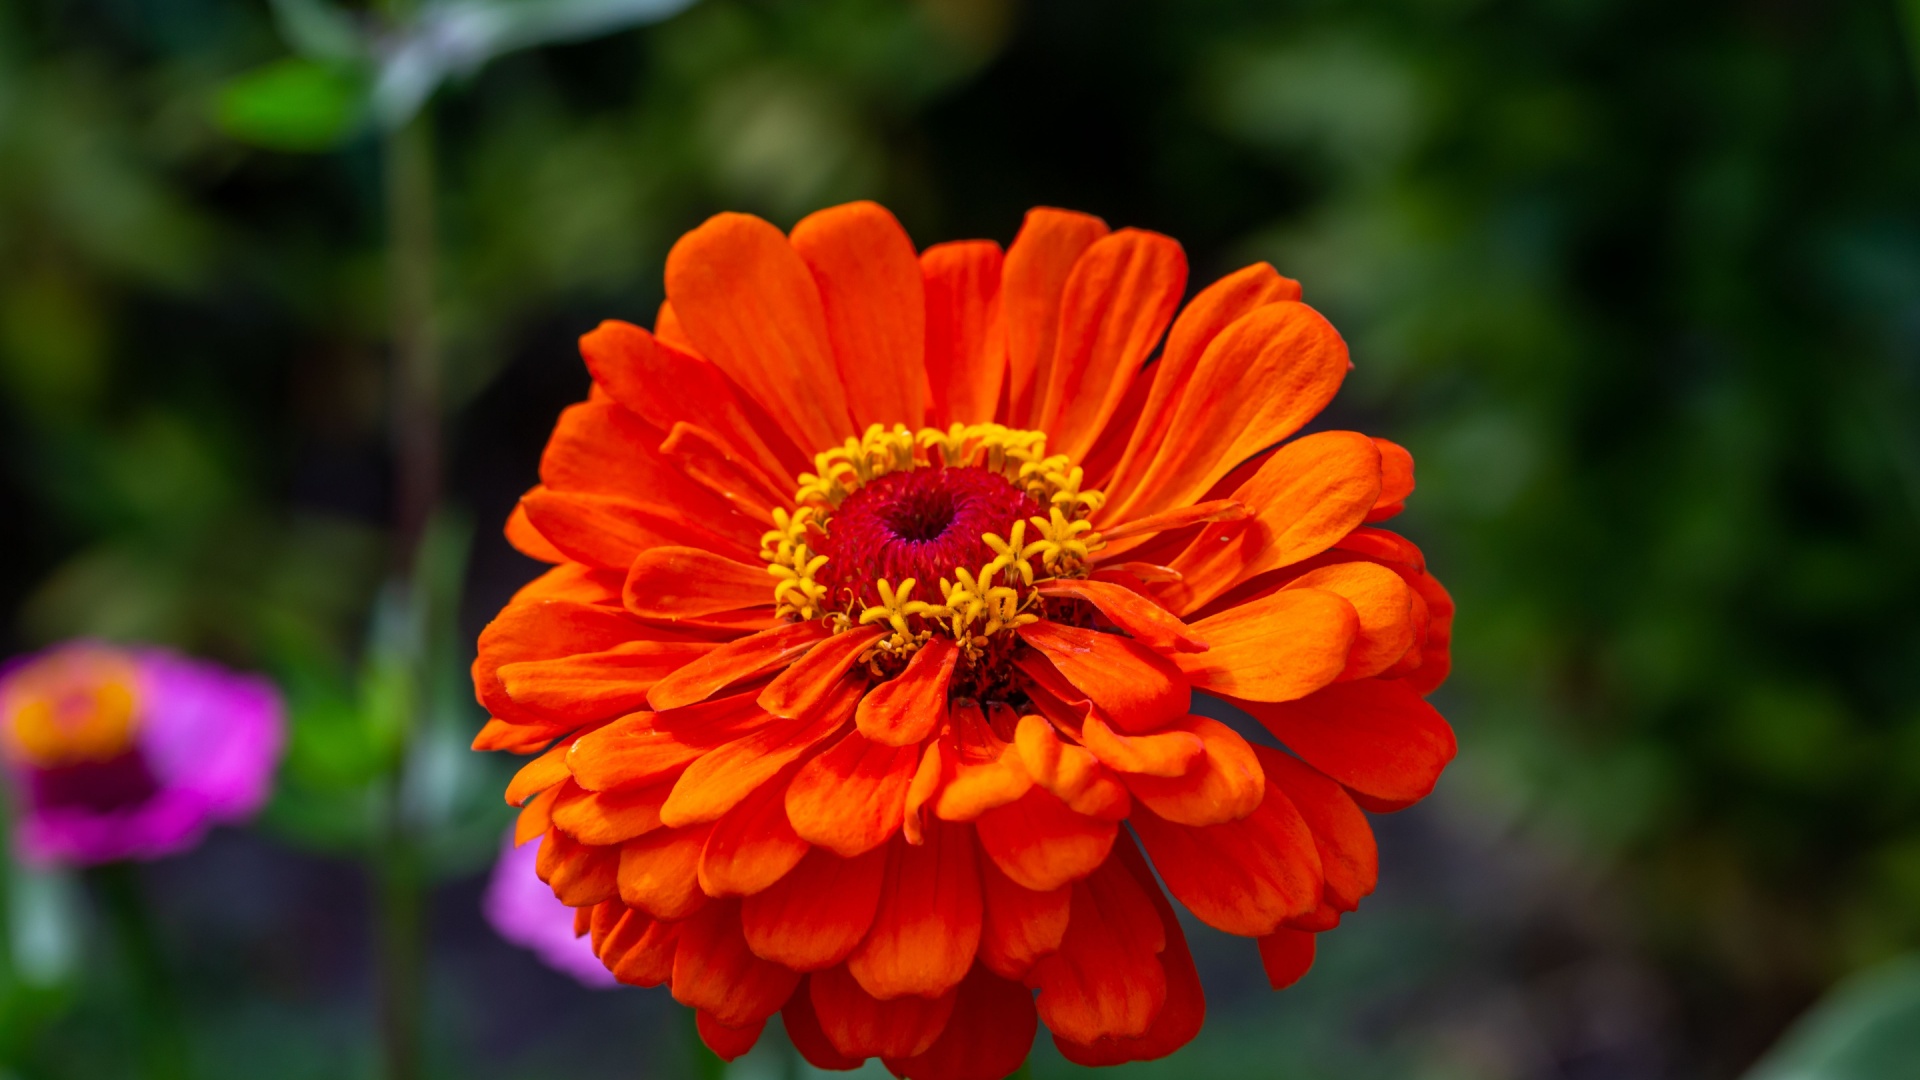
[1052,834,1206,1066]
[695,1010,766,1062]
[697,763,810,897]
[1283,562,1417,680]
[1236,679,1456,810]
[1110,301,1349,521]
[759,626,885,720]
[497,640,714,721]
[1026,844,1168,1043]
[782,979,865,1070]
[977,844,1070,979]
[1032,579,1206,653]
[790,201,928,430]
[599,908,680,987]
[1257,928,1317,990]
[647,619,831,711]
[660,681,859,827]
[846,823,982,1000]
[617,823,711,920]
[1033,228,1187,461]
[921,240,1005,426]
[1257,746,1378,912]
[1015,621,1189,734]
[855,636,959,746]
[663,212,854,455]
[1364,437,1415,522]
[1104,262,1299,516]
[1131,779,1321,937]
[623,547,772,620]
[740,845,887,971]
[974,786,1116,892]
[785,730,919,857]
[1172,588,1357,703]
[1077,713,1204,778]
[1001,208,1109,425]
[536,829,620,906]
[550,780,672,845]
[672,898,802,1028]
[886,964,1037,1080]
[1121,715,1265,826]
[809,963,958,1060]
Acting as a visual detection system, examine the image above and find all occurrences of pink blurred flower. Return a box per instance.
[483,831,619,988]
[0,642,285,867]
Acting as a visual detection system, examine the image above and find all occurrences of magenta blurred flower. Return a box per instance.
[0,642,284,867]
[483,831,618,988]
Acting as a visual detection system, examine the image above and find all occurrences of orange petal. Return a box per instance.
[1012,714,1130,820]
[1122,715,1264,826]
[759,626,885,719]
[902,739,946,846]
[785,730,919,857]
[1258,747,1377,912]
[623,547,772,620]
[695,1011,766,1062]
[537,399,760,551]
[660,681,860,827]
[597,908,680,986]
[790,201,928,430]
[885,964,1037,1080]
[1283,562,1417,680]
[1078,712,1203,778]
[978,845,1069,979]
[1131,779,1321,937]
[1162,430,1385,613]
[521,487,755,570]
[697,764,809,897]
[579,319,802,490]
[1032,579,1206,654]
[1027,843,1168,1043]
[974,786,1116,892]
[740,846,888,971]
[1172,588,1357,702]
[1109,301,1349,521]
[920,240,1005,426]
[473,716,567,755]
[515,783,561,845]
[1001,208,1109,425]
[931,744,1032,822]
[782,979,864,1070]
[1257,927,1317,990]
[568,695,767,793]
[497,640,715,721]
[550,780,672,845]
[536,829,621,906]
[855,637,959,746]
[505,739,572,805]
[1105,262,1299,516]
[1095,498,1249,544]
[664,212,854,454]
[672,898,803,1027]
[1052,834,1206,1066]
[616,823,712,920]
[647,619,831,711]
[504,498,565,563]
[1236,679,1455,810]
[1033,228,1187,460]
[476,593,654,725]
[1015,621,1189,734]
[847,824,982,999]
[809,963,958,1060]
[659,421,787,524]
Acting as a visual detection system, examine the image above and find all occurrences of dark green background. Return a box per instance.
[1,0,1917,1077]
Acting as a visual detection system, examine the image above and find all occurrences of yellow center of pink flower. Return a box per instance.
[1,648,143,768]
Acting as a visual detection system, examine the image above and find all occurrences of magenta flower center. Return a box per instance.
[815,466,1041,608]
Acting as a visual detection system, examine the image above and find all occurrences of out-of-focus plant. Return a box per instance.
[1742,956,1920,1080]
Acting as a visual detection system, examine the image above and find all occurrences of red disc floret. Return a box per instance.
[814,465,1041,610]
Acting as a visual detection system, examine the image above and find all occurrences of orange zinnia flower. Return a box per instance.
[473,202,1456,1078]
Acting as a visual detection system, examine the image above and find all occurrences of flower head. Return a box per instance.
[474,202,1456,1076]
[1,642,285,866]
[483,830,620,988]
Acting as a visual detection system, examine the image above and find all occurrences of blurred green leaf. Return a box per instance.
[1745,958,1920,1080]
[215,58,366,152]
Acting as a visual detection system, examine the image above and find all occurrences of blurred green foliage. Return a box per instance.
[0,0,1916,1077]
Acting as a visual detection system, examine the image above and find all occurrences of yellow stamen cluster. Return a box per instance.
[768,423,1109,657]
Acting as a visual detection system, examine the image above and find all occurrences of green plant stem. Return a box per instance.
[375,106,440,1080]
[91,863,189,1080]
